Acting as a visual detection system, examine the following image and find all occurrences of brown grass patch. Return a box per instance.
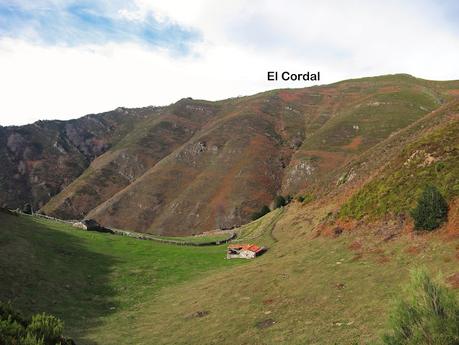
[405,245,423,256]
[444,199,459,234]
[377,255,391,264]
[342,136,363,150]
[263,298,274,305]
[301,150,348,172]
[446,272,459,289]
[348,240,362,251]
[278,90,303,102]
[379,86,401,93]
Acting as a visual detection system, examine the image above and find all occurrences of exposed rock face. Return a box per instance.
[1,74,457,235]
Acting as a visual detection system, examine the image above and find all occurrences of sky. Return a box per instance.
[1,0,459,125]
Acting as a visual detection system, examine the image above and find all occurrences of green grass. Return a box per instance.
[340,119,459,220]
[148,233,233,244]
[302,88,438,153]
[103,205,458,345]
[1,205,458,345]
[0,213,243,344]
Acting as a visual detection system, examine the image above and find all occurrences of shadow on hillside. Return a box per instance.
[0,213,119,345]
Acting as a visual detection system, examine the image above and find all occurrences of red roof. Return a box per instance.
[228,244,264,253]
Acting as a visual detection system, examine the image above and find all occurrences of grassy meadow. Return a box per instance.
[1,205,458,345]
[0,212,243,344]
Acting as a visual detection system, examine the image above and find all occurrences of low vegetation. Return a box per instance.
[382,269,459,345]
[296,193,315,204]
[273,195,287,209]
[340,120,459,221]
[0,302,73,345]
[251,205,271,220]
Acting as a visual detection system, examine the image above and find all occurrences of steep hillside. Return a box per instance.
[0,107,155,210]
[41,101,219,219]
[49,75,459,235]
[340,111,459,221]
[282,74,457,194]
[2,74,459,236]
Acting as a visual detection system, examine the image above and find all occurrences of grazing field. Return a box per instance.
[0,212,243,344]
[1,207,458,345]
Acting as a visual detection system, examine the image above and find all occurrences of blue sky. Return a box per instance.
[1,0,459,125]
[0,0,199,53]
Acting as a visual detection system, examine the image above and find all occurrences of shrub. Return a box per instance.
[251,205,271,220]
[27,313,63,345]
[296,193,315,204]
[273,195,286,209]
[0,301,74,345]
[410,186,448,231]
[382,269,459,345]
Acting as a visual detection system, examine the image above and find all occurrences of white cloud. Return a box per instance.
[1,0,459,126]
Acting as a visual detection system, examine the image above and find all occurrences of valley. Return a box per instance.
[1,200,457,344]
[1,74,459,344]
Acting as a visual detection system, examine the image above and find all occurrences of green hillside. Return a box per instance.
[0,212,242,344]
[1,207,458,344]
[340,118,459,220]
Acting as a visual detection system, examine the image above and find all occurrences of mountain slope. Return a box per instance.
[41,101,219,220]
[2,74,459,235]
[340,108,459,220]
[0,107,154,210]
[81,75,459,235]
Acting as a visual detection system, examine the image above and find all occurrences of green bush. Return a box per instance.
[296,193,315,204]
[382,269,459,345]
[251,205,271,220]
[0,301,74,345]
[27,313,63,345]
[273,195,286,209]
[410,186,448,231]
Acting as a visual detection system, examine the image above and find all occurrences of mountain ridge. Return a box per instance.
[1,73,459,235]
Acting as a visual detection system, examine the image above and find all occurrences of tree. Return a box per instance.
[410,186,448,231]
[382,269,459,345]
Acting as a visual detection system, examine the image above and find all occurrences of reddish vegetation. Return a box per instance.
[262,299,274,305]
[305,150,348,172]
[342,136,363,150]
[446,272,459,289]
[348,241,362,251]
[444,199,459,234]
[376,255,391,264]
[2,74,458,237]
[405,245,424,255]
[278,90,304,102]
[379,86,401,93]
